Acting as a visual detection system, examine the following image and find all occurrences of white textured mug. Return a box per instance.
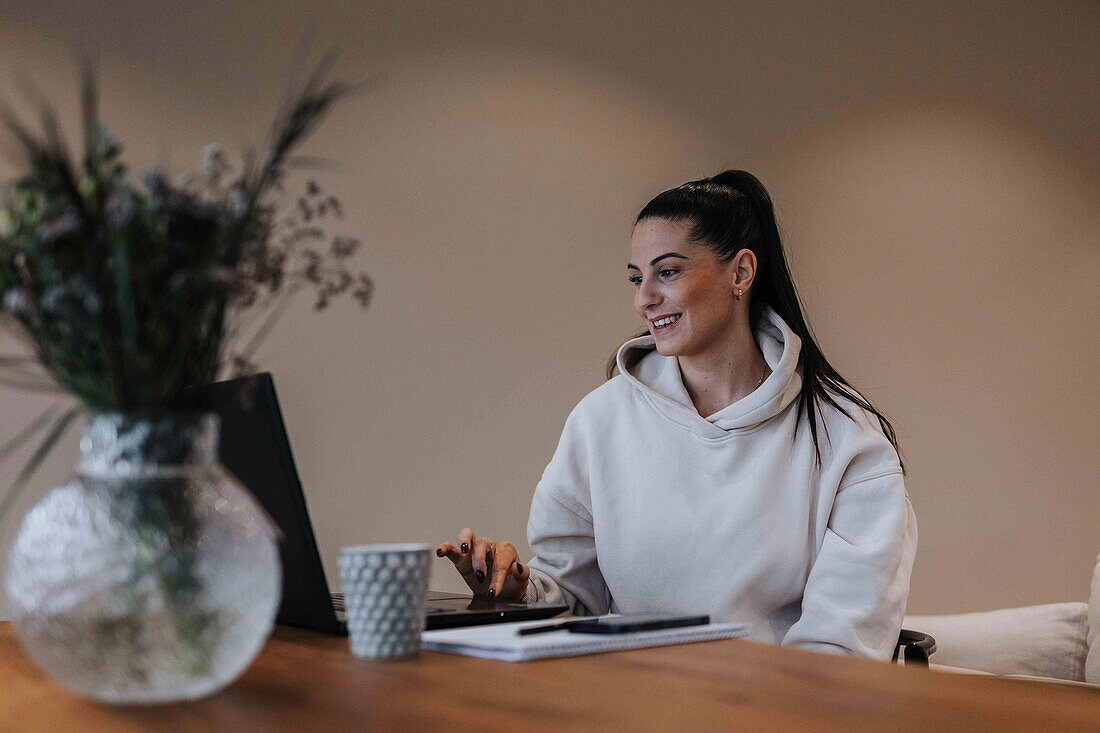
[337,543,432,659]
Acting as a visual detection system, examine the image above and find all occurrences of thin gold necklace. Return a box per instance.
[755,363,769,389]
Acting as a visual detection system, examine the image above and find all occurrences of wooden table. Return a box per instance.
[2,622,1098,731]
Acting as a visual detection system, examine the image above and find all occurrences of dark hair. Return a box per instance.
[606,169,906,476]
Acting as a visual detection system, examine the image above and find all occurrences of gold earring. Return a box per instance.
[737,288,743,300]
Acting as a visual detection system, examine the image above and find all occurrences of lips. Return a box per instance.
[651,313,682,334]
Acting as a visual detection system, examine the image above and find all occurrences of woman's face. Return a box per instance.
[628,218,741,358]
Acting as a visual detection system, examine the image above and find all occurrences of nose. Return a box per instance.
[634,274,661,315]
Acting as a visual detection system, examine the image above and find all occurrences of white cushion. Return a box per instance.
[905,602,1089,682]
[925,663,1100,689]
[927,663,994,675]
[1087,552,1100,684]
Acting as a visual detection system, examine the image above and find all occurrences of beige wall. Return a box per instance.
[0,1,1096,618]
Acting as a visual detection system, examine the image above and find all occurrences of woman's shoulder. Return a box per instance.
[812,387,903,479]
[583,373,635,407]
[561,374,635,427]
[814,388,887,436]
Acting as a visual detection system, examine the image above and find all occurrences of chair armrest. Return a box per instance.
[893,628,936,665]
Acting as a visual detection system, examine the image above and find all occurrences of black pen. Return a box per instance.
[516,619,584,636]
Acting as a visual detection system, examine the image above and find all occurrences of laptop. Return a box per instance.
[192,372,568,634]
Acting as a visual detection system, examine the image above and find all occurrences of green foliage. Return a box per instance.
[0,59,373,414]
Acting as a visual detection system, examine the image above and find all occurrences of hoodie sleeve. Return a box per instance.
[524,405,612,616]
[780,429,918,660]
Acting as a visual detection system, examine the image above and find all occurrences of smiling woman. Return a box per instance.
[613,170,905,465]
[438,170,918,661]
[626,218,772,417]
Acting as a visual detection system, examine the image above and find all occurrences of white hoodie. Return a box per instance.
[524,304,917,660]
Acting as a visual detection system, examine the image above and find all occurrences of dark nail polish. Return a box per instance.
[461,543,469,553]
[436,548,443,557]
[516,562,523,573]
[475,569,485,582]
[487,588,496,599]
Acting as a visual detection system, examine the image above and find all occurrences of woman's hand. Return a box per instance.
[436,527,530,601]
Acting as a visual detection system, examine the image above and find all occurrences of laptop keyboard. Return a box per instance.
[331,591,464,616]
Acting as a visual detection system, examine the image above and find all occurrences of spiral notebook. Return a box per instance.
[420,615,753,662]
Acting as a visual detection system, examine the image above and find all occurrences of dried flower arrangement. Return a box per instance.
[0,54,372,505]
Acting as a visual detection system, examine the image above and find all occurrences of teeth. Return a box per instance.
[654,314,681,327]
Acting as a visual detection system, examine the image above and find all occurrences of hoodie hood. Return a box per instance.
[615,303,803,438]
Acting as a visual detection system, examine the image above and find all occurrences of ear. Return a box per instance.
[730,248,757,292]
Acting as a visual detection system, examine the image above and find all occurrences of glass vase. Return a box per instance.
[3,412,282,704]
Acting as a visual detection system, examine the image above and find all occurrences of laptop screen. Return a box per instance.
[191,373,344,635]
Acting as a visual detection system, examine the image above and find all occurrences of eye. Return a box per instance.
[628,269,678,286]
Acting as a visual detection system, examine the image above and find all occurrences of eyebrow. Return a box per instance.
[626,252,689,271]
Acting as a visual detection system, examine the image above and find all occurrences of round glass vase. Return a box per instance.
[3,412,282,704]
